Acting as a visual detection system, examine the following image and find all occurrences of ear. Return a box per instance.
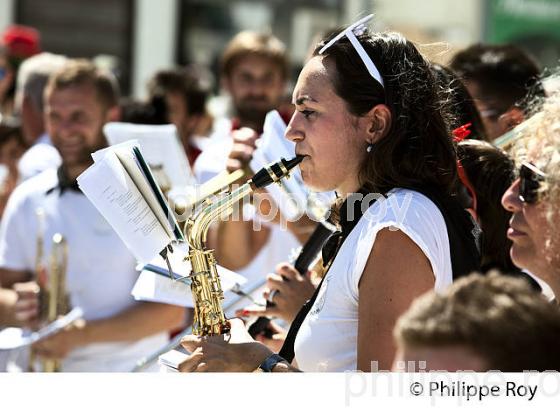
[498,107,524,134]
[106,105,121,122]
[364,104,392,144]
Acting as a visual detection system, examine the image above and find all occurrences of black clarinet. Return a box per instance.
[248,221,334,338]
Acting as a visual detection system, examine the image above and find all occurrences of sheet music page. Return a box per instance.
[95,140,182,241]
[158,349,189,372]
[249,110,308,220]
[113,147,177,240]
[77,150,171,264]
[0,308,83,350]
[131,270,192,307]
[104,122,196,189]
[131,243,248,307]
[132,146,184,241]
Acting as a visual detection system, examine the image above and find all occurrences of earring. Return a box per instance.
[366,143,373,153]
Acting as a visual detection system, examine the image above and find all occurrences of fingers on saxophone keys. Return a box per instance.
[180,335,205,353]
[178,350,204,373]
[194,362,209,372]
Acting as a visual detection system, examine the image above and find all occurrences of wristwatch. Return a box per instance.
[258,353,287,372]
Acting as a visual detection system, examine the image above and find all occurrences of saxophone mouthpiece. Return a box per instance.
[286,154,305,168]
[250,155,305,189]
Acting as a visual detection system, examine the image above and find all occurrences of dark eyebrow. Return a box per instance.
[293,95,318,105]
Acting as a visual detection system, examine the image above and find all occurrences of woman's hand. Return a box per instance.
[179,318,273,372]
[253,320,286,353]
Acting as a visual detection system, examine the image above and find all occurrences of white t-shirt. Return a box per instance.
[0,169,167,371]
[17,133,61,182]
[294,189,452,372]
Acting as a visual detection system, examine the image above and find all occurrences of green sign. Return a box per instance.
[488,0,560,67]
[489,0,560,41]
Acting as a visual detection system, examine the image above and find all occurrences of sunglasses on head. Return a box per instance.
[318,14,384,89]
[519,162,546,205]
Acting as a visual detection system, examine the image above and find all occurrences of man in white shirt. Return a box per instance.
[194,31,292,184]
[193,31,304,275]
[0,59,184,371]
[15,52,66,181]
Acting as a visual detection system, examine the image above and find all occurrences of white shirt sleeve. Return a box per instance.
[351,190,452,299]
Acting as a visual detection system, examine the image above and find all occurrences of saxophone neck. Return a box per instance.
[185,156,304,251]
[186,183,253,250]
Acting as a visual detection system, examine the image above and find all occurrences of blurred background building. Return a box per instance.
[1,0,559,98]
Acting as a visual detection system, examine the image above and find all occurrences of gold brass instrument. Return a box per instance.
[184,156,304,336]
[42,233,69,372]
[30,230,70,372]
[29,208,46,371]
[170,169,245,219]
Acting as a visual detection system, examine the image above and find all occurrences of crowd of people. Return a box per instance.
[0,15,559,373]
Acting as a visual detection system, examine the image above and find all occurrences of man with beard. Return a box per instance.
[194,31,290,183]
[192,32,310,317]
[0,60,184,371]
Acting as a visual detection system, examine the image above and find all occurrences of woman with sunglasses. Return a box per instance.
[179,17,480,372]
[502,93,560,301]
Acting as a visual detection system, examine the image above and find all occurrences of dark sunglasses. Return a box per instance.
[519,162,546,204]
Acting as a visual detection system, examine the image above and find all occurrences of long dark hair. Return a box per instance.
[457,140,517,272]
[431,63,488,142]
[314,31,458,195]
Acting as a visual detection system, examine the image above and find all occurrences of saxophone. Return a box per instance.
[184,156,304,336]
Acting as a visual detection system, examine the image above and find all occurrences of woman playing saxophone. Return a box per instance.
[179,16,480,372]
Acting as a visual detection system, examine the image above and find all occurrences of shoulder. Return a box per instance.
[9,169,58,207]
[18,144,61,180]
[358,188,444,233]
[19,143,60,166]
[350,188,450,288]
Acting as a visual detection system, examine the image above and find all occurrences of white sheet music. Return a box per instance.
[131,243,248,307]
[249,110,312,220]
[104,122,196,190]
[0,308,83,350]
[158,349,189,372]
[77,145,171,264]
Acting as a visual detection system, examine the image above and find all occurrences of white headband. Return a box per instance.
[318,14,384,88]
